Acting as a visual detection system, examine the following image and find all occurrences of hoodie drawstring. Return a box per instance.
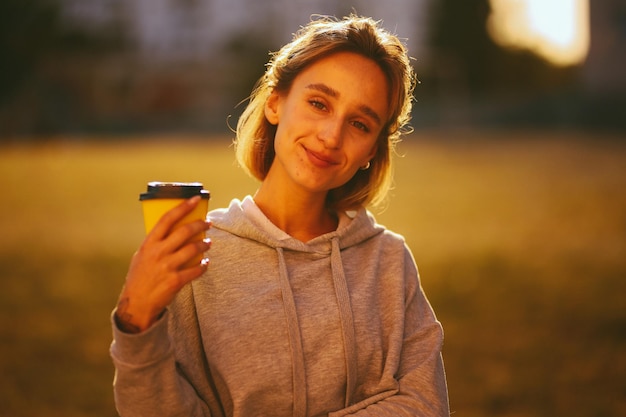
[275,240,358,413]
[330,237,358,407]
[276,247,307,417]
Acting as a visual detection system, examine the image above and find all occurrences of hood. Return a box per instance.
[209,196,385,251]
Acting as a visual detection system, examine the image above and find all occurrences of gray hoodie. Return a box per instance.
[110,197,449,416]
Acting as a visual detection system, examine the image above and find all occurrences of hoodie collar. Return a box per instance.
[210,196,385,251]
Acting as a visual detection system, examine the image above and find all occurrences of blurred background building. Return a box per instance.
[0,0,624,139]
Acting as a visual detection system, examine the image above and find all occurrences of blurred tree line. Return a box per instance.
[0,0,125,138]
[0,0,621,140]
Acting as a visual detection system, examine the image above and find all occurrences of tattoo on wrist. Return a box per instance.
[115,297,142,334]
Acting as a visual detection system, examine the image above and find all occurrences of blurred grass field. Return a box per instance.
[1,130,625,417]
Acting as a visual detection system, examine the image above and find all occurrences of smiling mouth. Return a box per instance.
[305,147,339,167]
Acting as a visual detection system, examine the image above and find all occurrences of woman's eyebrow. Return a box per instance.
[359,104,382,125]
[305,83,382,125]
[306,83,338,97]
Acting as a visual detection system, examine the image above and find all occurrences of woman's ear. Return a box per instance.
[264,90,280,125]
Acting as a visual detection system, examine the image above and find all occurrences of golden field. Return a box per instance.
[1,129,625,416]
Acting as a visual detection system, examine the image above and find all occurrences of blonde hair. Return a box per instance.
[235,15,415,210]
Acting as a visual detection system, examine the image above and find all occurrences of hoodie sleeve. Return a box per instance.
[329,247,450,417]
[110,283,214,417]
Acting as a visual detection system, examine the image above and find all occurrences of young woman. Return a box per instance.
[111,15,450,417]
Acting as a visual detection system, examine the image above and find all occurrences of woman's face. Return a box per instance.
[264,51,389,198]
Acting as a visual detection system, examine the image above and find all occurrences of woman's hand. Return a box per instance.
[114,196,212,333]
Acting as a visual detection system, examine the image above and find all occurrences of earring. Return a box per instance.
[360,161,371,170]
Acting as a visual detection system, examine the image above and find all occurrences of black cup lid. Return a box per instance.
[139,182,210,200]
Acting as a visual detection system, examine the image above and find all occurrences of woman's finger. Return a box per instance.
[162,237,211,271]
[147,196,202,241]
[174,256,210,288]
[159,219,211,255]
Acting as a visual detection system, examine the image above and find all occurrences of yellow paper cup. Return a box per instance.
[140,182,210,268]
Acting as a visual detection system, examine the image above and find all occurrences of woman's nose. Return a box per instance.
[318,117,343,149]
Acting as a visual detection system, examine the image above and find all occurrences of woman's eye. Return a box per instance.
[352,121,370,133]
[309,100,326,110]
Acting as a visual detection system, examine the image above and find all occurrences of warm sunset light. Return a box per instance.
[488,0,590,66]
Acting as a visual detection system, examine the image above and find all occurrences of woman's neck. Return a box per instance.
[253,182,338,242]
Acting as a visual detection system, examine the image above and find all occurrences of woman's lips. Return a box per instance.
[305,147,339,168]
